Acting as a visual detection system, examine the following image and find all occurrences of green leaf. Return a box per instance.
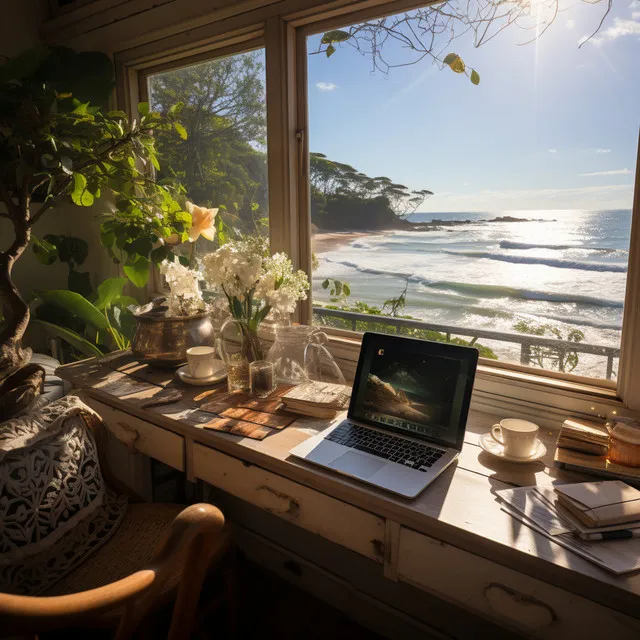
[173,121,187,140]
[470,69,480,85]
[71,173,94,206]
[34,289,109,331]
[94,277,128,310]
[32,237,58,265]
[322,279,330,290]
[321,30,350,44]
[138,101,150,117]
[443,53,458,65]
[343,283,351,297]
[123,256,150,287]
[30,319,104,358]
[326,44,336,58]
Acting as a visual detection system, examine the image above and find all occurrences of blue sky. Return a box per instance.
[307,0,640,212]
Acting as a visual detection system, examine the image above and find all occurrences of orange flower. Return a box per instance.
[187,201,218,242]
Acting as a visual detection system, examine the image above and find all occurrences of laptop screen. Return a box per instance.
[349,333,478,450]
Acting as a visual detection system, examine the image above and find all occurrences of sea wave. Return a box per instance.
[444,250,627,273]
[427,281,623,307]
[499,240,623,253]
[322,258,624,308]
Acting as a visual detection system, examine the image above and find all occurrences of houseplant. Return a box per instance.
[0,46,190,383]
[131,258,215,367]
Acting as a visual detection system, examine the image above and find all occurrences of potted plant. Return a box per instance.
[0,46,190,400]
[131,258,215,367]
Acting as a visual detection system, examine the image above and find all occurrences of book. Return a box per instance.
[554,447,640,487]
[556,418,609,456]
[282,381,351,408]
[554,480,640,528]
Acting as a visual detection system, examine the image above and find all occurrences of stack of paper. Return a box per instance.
[496,484,640,575]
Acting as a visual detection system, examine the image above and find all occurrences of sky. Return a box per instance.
[307,0,640,213]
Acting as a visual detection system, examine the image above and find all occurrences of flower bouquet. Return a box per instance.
[202,236,309,363]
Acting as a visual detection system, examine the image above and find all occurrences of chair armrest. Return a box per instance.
[0,504,226,639]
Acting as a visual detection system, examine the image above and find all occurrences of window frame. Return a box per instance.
[108,0,640,418]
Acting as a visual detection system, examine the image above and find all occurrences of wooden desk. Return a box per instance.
[58,356,640,639]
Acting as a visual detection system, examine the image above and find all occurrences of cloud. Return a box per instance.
[548,149,557,153]
[566,19,575,29]
[316,82,338,91]
[579,168,632,177]
[596,149,611,153]
[589,17,640,44]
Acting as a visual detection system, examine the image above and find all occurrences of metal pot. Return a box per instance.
[131,312,215,368]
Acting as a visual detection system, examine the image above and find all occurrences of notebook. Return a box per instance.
[554,480,640,528]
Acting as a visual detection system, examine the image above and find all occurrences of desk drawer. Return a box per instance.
[397,527,640,639]
[87,398,184,472]
[193,443,385,562]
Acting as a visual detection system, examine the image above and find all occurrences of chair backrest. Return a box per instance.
[0,503,226,640]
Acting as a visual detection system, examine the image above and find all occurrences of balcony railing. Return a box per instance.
[313,307,620,380]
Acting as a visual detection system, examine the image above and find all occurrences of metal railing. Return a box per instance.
[313,307,620,380]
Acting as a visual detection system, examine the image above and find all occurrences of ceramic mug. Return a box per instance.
[186,346,216,378]
[491,418,539,457]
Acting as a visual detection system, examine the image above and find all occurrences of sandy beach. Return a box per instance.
[312,230,386,254]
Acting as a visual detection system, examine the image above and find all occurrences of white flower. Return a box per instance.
[201,238,309,324]
[159,259,207,317]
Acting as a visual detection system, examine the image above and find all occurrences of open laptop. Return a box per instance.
[290,332,478,498]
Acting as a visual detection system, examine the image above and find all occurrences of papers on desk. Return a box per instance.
[496,485,640,575]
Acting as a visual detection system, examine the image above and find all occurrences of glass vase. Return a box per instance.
[216,318,264,392]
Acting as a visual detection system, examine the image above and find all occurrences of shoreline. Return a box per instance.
[312,230,387,254]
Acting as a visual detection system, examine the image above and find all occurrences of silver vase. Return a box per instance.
[131,312,215,368]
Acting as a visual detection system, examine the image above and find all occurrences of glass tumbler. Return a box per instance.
[250,360,276,398]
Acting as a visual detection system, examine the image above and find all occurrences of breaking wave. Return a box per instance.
[445,250,627,273]
[499,240,622,253]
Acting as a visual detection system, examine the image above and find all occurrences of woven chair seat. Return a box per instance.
[44,503,229,600]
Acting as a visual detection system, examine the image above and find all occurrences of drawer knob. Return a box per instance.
[112,421,140,453]
[485,582,557,629]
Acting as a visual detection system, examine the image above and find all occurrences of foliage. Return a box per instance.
[150,52,268,236]
[32,234,93,297]
[513,319,585,373]
[0,45,189,371]
[310,152,432,229]
[321,277,351,303]
[31,277,137,358]
[314,0,611,81]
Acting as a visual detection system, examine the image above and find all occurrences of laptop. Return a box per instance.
[290,332,478,498]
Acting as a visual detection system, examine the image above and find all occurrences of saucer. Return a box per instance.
[176,361,227,386]
[479,432,547,463]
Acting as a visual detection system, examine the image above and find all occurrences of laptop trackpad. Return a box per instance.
[328,451,386,479]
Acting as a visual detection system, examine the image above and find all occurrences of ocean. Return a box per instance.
[313,209,632,379]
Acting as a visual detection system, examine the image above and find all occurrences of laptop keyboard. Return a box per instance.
[327,422,446,473]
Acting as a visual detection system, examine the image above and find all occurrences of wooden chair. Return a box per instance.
[0,405,231,640]
[0,502,229,639]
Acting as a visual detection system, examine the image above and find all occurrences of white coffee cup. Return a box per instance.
[186,346,216,378]
[491,418,539,458]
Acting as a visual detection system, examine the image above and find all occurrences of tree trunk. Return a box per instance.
[0,213,32,378]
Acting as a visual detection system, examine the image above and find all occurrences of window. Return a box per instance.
[147,48,268,254]
[306,3,638,383]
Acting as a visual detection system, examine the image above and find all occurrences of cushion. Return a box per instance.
[0,396,127,595]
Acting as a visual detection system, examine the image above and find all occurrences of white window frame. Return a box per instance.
[46,0,640,422]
